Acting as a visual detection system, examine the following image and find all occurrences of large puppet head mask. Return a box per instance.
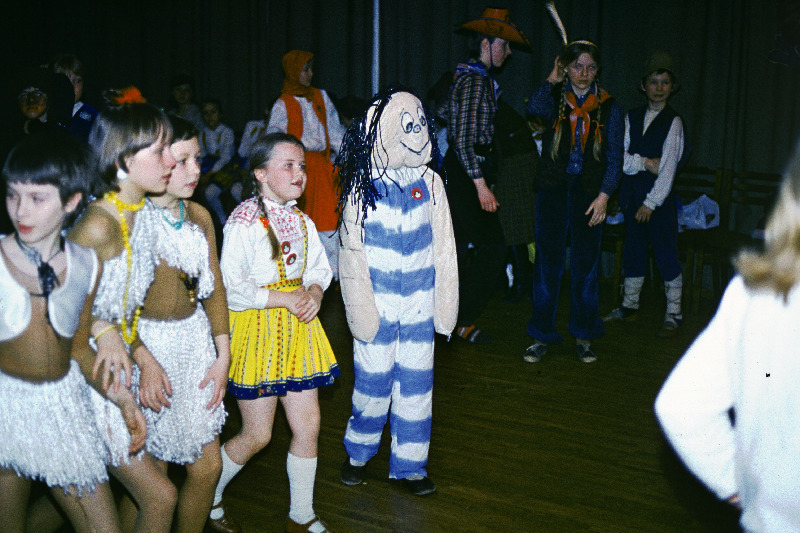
[335,86,441,227]
[366,90,432,170]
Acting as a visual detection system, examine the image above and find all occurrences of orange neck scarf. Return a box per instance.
[281,50,315,101]
[562,85,610,152]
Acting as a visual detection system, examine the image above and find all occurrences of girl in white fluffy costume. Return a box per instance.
[0,129,145,533]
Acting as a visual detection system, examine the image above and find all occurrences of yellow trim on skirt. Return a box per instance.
[227,280,338,399]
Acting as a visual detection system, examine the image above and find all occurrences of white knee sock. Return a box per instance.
[287,453,317,526]
[210,444,244,518]
[622,276,645,309]
[665,274,683,317]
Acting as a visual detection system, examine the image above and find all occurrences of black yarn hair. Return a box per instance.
[334,84,442,232]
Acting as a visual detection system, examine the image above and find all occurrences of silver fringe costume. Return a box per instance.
[131,201,226,464]
[0,361,130,494]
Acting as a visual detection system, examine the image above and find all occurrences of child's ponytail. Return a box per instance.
[592,87,603,162]
[253,189,281,261]
[549,82,568,162]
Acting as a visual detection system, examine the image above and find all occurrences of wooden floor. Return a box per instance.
[210,276,743,533]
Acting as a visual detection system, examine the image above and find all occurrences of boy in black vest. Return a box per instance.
[604,50,690,337]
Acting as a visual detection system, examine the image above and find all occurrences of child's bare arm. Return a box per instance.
[132,344,172,411]
[105,385,147,453]
[200,333,231,410]
[91,320,133,390]
[294,284,323,323]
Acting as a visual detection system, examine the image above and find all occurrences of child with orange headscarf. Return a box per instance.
[267,50,347,281]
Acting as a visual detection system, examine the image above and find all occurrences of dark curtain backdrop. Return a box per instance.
[3,0,798,174]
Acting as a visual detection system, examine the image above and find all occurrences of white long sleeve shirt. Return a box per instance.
[267,89,346,155]
[200,123,236,173]
[623,110,684,210]
[220,196,332,311]
[655,275,800,533]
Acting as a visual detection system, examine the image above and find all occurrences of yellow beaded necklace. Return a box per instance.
[105,192,146,344]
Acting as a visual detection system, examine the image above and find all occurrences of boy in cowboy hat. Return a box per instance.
[604,50,691,337]
[440,7,530,345]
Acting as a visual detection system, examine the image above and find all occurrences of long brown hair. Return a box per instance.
[247,132,306,260]
[550,41,604,163]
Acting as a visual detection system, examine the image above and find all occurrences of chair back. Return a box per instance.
[722,169,782,235]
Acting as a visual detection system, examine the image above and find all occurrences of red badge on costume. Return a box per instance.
[411,188,423,200]
[286,254,297,265]
[281,241,291,254]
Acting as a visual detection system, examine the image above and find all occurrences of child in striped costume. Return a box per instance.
[337,87,458,496]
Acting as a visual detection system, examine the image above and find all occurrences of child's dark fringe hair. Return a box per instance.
[334,84,442,238]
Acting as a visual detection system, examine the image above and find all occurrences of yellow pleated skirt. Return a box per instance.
[227,299,339,399]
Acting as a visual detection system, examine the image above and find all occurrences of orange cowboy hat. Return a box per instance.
[459,7,531,48]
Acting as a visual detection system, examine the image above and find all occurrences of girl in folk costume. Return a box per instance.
[337,87,458,497]
[0,129,145,533]
[209,133,338,533]
[68,86,179,532]
[267,50,347,280]
[523,8,624,364]
[604,51,690,338]
[118,115,229,533]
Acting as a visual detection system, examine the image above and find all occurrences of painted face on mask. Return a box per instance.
[368,91,432,169]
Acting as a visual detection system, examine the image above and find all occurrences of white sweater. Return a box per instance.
[655,275,800,533]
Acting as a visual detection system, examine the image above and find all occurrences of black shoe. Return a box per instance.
[602,306,638,322]
[340,458,366,486]
[576,343,597,364]
[455,325,493,344]
[402,476,436,496]
[522,342,547,363]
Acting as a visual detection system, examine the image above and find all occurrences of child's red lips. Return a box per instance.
[17,225,33,234]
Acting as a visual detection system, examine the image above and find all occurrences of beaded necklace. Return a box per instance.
[159,200,184,230]
[156,199,198,303]
[105,192,146,344]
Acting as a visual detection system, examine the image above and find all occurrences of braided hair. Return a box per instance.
[246,132,305,260]
[550,41,604,163]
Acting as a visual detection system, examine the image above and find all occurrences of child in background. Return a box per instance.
[604,51,689,338]
[523,40,624,364]
[237,103,271,170]
[52,53,100,143]
[654,139,800,533]
[68,86,179,532]
[209,132,338,533]
[0,129,145,533]
[199,98,237,227]
[167,74,205,133]
[118,115,230,533]
[267,50,347,282]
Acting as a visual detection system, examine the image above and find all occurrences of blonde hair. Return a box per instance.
[736,148,800,299]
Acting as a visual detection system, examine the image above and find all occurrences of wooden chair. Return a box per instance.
[705,168,783,291]
[672,165,725,313]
